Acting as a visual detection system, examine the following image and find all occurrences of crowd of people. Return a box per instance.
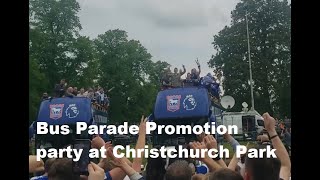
[29,113,291,180]
[41,79,113,109]
[161,60,221,103]
[278,121,291,158]
[30,61,291,180]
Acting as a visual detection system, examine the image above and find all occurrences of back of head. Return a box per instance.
[208,168,243,180]
[48,158,79,180]
[244,145,281,180]
[44,158,56,173]
[146,156,166,180]
[165,160,193,180]
[191,174,206,180]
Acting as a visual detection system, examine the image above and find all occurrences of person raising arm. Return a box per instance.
[108,147,145,180]
[189,141,222,172]
[195,58,201,76]
[263,113,291,180]
[132,116,147,172]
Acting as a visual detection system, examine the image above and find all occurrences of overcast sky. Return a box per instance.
[76,0,240,78]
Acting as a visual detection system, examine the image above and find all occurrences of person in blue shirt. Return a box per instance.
[200,73,220,102]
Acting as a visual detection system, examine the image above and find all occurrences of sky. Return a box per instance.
[76,0,240,78]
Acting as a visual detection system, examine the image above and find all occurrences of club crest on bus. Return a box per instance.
[183,95,197,110]
[66,104,80,118]
[50,104,64,120]
[166,95,181,112]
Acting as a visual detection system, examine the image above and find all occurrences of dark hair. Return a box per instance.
[48,158,79,180]
[44,158,56,172]
[235,165,241,173]
[245,144,281,180]
[208,168,243,180]
[146,156,166,180]
[164,160,193,180]
[240,154,246,164]
[191,174,206,180]
[170,144,193,166]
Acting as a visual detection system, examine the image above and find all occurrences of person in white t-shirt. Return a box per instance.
[77,88,86,97]
[97,88,107,106]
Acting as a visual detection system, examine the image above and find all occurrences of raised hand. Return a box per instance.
[88,162,105,180]
[190,141,207,150]
[195,58,200,66]
[109,157,127,168]
[105,141,112,150]
[102,141,113,158]
[189,141,207,161]
[106,147,127,168]
[262,113,276,133]
[139,115,147,135]
[204,135,217,150]
[91,135,105,149]
[197,132,206,142]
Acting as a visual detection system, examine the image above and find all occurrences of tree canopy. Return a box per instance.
[209,0,291,118]
[29,0,169,123]
[29,0,291,123]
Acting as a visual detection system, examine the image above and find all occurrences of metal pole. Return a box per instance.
[245,11,255,110]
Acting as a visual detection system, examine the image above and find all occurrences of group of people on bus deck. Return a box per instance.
[160,59,221,102]
[44,79,112,109]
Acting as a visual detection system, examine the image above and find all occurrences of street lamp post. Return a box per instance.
[245,11,255,110]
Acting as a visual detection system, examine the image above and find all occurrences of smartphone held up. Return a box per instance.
[72,139,91,176]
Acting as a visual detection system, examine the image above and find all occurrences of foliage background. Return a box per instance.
[29,0,291,124]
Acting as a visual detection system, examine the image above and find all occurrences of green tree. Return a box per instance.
[29,0,93,90]
[29,57,48,123]
[28,1,171,124]
[209,0,291,117]
[67,36,97,88]
[94,29,164,122]
[148,60,171,85]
